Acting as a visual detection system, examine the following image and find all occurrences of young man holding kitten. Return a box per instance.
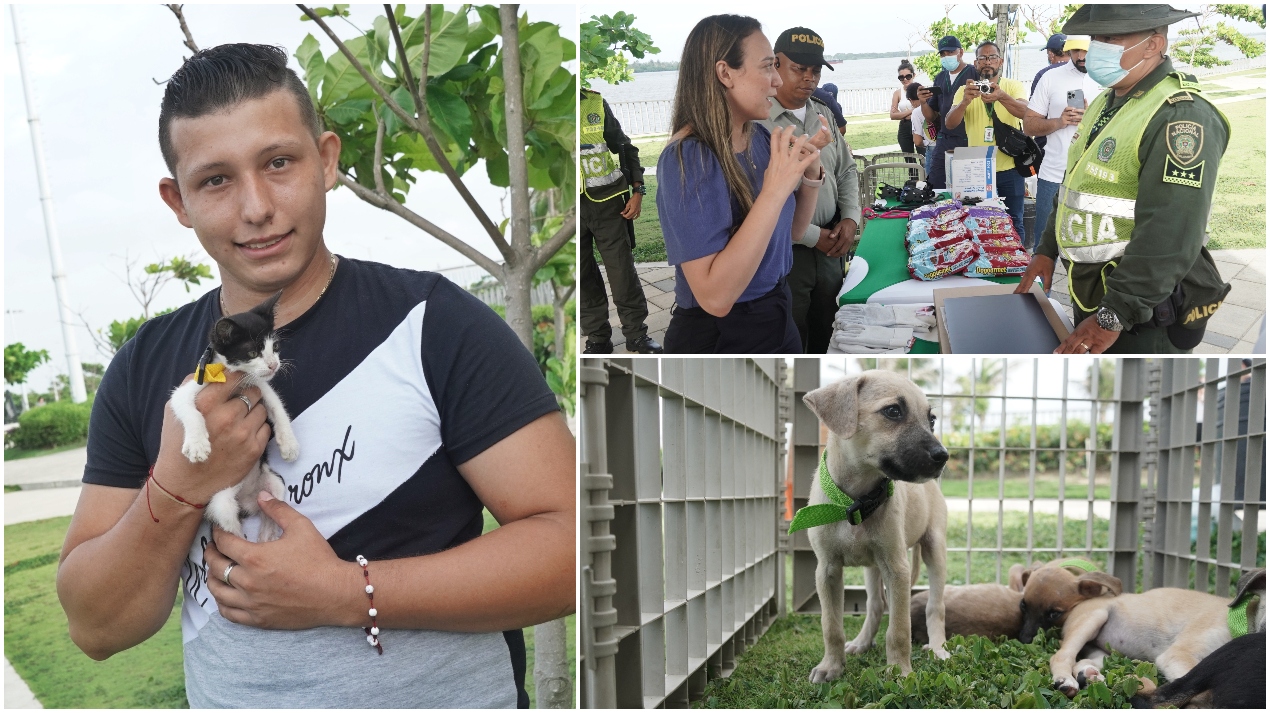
[55,44,574,708]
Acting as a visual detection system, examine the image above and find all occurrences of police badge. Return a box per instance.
[1167,121,1203,164]
[1097,138,1116,162]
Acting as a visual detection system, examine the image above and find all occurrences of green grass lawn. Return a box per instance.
[6,513,573,708]
[1208,97,1266,250]
[938,475,1111,501]
[694,615,1155,708]
[5,438,87,461]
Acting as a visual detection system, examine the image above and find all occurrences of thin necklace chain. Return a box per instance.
[219,254,338,317]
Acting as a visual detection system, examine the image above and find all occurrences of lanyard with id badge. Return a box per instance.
[983,98,995,143]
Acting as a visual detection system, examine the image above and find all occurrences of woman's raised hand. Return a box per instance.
[764,124,821,197]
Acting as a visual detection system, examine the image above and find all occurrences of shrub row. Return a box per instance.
[940,422,1115,477]
[10,400,91,450]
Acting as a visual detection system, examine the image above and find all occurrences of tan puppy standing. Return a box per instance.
[799,371,952,681]
[1018,564,1235,696]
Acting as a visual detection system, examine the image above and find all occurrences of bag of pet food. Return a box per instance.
[908,237,980,281]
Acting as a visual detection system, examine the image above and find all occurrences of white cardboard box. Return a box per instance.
[949,146,997,201]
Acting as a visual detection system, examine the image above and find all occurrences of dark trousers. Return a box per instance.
[664,278,802,354]
[1073,306,1189,354]
[580,191,649,345]
[996,169,1027,248]
[926,133,967,188]
[898,119,919,181]
[788,245,846,354]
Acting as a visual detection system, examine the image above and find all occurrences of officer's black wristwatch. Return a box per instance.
[1095,306,1124,332]
[633,183,647,195]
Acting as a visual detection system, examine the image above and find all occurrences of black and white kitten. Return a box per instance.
[169,291,298,542]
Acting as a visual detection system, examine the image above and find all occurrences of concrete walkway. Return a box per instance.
[5,657,41,708]
[5,446,86,526]
[597,247,1265,354]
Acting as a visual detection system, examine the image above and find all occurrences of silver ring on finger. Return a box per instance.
[238,395,253,415]
[223,563,237,587]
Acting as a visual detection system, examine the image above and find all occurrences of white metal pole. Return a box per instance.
[11,6,87,404]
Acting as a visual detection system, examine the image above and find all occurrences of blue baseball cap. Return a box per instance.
[937,35,962,51]
[1044,33,1068,53]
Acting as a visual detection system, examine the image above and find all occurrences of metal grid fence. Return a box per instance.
[790,358,1177,613]
[580,358,787,708]
[1149,358,1266,596]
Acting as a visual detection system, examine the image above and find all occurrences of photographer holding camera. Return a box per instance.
[945,40,1032,245]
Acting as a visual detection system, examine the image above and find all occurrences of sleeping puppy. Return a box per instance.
[796,371,951,681]
[911,563,1028,644]
[1022,566,1234,697]
[1132,568,1265,709]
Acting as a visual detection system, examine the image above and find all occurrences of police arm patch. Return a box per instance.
[1163,155,1204,188]
[1167,120,1204,164]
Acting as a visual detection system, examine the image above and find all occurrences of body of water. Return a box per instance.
[589,36,1267,104]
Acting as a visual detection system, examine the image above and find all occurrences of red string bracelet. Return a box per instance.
[356,555,383,654]
[145,465,207,523]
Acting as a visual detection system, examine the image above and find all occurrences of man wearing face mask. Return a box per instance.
[762,27,861,354]
[917,35,979,189]
[1015,4,1232,354]
[1023,37,1101,253]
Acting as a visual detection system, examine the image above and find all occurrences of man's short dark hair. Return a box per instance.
[976,41,1001,55]
[158,43,322,177]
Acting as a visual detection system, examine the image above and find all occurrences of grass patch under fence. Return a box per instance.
[694,615,1155,708]
[938,475,1111,501]
[7,513,571,708]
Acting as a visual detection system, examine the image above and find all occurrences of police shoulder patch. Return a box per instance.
[1167,120,1204,165]
[1163,155,1204,188]
[1166,91,1194,104]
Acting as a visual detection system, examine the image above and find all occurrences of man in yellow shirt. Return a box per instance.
[945,40,1032,246]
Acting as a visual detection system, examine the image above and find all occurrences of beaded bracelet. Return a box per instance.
[356,555,383,654]
[145,465,207,523]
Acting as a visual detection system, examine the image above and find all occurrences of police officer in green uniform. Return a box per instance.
[1016,4,1232,354]
[761,27,861,354]
[580,88,663,354]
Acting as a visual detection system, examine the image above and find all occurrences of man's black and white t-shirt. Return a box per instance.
[84,257,560,708]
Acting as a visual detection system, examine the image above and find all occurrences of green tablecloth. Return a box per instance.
[835,199,1020,354]
[840,216,1019,305]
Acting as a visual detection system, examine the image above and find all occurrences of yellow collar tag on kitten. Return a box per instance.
[195,363,226,383]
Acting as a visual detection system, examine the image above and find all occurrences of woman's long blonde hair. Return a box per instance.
[670,15,764,227]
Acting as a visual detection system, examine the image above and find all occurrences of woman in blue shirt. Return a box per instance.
[657,14,825,353]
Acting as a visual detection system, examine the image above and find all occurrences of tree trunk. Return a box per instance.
[503,264,534,350]
[553,286,567,360]
[532,617,572,708]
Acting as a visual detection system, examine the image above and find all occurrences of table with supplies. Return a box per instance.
[829,195,1069,354]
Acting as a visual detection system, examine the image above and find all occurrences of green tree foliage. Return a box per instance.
[298,5,575,193]
[4,343,50,387]
[145,256,213,295]
[1021,4,1081,41]
[1174,4,1267,68]
[580,12,660,88]
[295,4,576,348]
[913,17,995,80]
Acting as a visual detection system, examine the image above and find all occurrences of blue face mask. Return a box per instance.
[940,55,960,72]
[1086,35,1151,87]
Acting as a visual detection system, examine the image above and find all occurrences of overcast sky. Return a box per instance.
[4,3,576,394]
[580,3,1264,59]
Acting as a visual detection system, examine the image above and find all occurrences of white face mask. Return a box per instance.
[1086,34,1152,87]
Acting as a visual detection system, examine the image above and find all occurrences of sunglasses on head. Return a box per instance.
[898,73,914,80]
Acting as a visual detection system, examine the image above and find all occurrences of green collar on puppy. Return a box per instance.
[788,450,894,533]
[1053,558,1100,573]
[1228,591,1258,638]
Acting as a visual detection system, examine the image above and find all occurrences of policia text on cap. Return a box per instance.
[1014,4,1231,355]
